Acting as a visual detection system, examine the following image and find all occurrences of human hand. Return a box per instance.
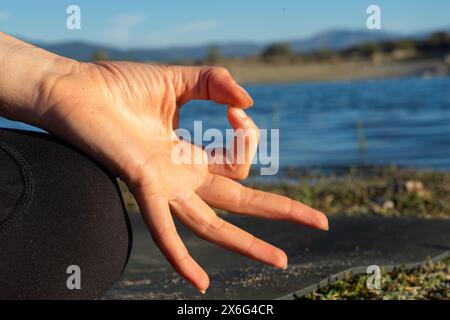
[0,35,328,293]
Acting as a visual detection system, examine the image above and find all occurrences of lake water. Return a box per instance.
[1,76,450,171]
[181,76,450,171]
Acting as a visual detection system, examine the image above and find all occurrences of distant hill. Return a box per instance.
[35,41,264,62]
[289,29,398,52]
[30,28,432,62]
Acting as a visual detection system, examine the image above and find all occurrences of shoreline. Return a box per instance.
[220,58,449,85]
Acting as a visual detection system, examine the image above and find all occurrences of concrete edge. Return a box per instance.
[276,250,450,300]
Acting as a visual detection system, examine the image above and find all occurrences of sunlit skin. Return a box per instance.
[0,33,328,293]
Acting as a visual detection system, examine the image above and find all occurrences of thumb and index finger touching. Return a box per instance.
[171,66,259,179]
[134,65,328,294]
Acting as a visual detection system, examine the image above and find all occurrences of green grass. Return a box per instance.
[302,258,450,300]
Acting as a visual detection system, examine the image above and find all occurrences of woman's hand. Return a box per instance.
[0,34,328,293]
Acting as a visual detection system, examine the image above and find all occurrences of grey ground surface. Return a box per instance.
[104,214,450,300]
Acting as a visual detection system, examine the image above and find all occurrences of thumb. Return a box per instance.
[170,66,253,108]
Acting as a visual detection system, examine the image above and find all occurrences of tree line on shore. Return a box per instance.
[90,31,450,65]
[205,31,450,65]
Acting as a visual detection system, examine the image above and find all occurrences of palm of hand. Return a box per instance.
[35,61,328,293]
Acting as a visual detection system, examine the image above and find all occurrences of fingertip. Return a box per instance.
[290,201,329,231]
[317,210,329,231]
[199,269,209,294]
[196,272,210,294]
[227,106,248,122]
[176,256,210,294]
[310,208,329,231]
[274,249,288,270]
[191,261,210,294]
[227,107,257,129]
[177,66,253,107]
[232,83,253,108]
[210,67,253,107]
[190,259,209,294]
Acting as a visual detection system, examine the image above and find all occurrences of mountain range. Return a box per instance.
[29,28,437,62]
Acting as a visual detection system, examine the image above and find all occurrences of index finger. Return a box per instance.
[207,107,259,180]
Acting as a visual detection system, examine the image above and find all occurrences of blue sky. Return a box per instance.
[0,0,449,48]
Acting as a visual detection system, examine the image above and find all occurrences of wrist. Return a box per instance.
[0,33,78,123]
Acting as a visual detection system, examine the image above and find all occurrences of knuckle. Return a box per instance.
[237,185,252,209]
[230,165,250,180]
[205,66,231,80]
[152,224,174,239]
[244,235,256,255]
[213,66,230,77]
[285,197,295,219]
[198,214,224,237]
[122,156,156,192]
[173,191,195,208]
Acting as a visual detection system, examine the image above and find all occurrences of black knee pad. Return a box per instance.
[0,128,132,299]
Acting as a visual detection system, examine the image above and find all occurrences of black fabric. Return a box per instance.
[0,128,132,299]
[0,145,27,230]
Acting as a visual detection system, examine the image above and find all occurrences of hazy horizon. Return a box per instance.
[11,26,447,52]
[1,1,449,49]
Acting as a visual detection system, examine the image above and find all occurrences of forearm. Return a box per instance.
[0,32,76,123]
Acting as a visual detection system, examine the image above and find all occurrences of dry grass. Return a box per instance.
[302,258,450,300]
[221,59,445,84]
[249,166,450,218]
[120,166,450,218]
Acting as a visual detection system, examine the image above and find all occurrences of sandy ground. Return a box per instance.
[221,59,449,84]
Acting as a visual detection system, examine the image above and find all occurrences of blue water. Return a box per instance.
[2,76,450,170]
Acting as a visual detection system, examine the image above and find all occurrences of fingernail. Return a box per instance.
[322,216,329,231]
[199,289,207,294]
[233,108,248,120]
[281,265,288,270]
[237,85,254,106]
[315,210,329,231]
